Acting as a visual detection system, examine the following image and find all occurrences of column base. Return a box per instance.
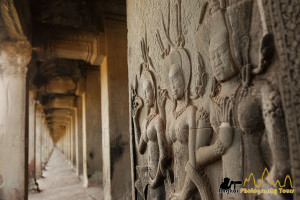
[28,178,40,193]
[83,171,103,187]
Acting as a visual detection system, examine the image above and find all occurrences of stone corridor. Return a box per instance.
[29,148,102,200]
[0,0,130,199]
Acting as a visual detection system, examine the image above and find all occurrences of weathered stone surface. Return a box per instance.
[0,37,31,200]
[28,91,40,192]
[82,69,102,187]
[101,20,131,200]
[128,0,299,200]
[42,76,77,94]
[75,96,83,176]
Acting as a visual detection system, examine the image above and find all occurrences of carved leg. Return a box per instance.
[180,177,198,200]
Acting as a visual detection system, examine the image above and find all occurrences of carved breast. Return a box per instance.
[146,121,158,142]
[237,89,265,135]
[142,119,157,143]
[169,115,189,144]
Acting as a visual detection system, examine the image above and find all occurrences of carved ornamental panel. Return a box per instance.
[128,0,300,199]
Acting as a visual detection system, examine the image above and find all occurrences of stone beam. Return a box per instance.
[33,28,105,66]
[46,108,72,117]
[47,96,75,109]
[40,76,77,94]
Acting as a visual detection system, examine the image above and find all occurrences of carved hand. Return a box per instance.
[158,86,168,108]
[132,96,143,119]
[218,123,233,150]
[219,97,234,150]
[220,96,234,124]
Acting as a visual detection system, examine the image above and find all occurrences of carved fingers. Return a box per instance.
[158,86,169,107]
[220,96,234,125]
[217,97,235,150]
[218,124,234,151]
[132,96,143,119]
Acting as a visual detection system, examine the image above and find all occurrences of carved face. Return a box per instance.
[143,80,155,108]
[168,64,185,100]
[209,39,238,82]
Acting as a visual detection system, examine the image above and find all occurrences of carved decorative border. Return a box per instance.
[269,0,300,198]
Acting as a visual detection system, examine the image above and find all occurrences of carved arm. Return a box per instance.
[261,85,290,186]
[132,96,147,154]
[196,97,234,167]
[150,117,168,189]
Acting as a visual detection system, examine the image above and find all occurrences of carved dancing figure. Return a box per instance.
[179,1,291,200]
[156,1,213,199]
[132,36,168,200]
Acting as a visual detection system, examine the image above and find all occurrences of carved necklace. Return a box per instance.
[173,103,188,119]
[145,113,157,130]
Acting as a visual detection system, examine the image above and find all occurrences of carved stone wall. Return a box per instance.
[127,0,300,200]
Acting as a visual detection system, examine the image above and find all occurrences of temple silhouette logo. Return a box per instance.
[240,168,294,195]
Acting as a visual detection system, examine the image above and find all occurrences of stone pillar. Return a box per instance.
[62,130,65,154]
[76,96,83,176]
[66,121,70,162]
[41,114,47,169]
[70,115,74,165]
[64,128,67,157]
[61,133,64,154]
[35,104,43,178]
[72,109,77,167]
[28,91,39,192]
[82,69,102,187]
[68,120,72,163]
[69,120,72,163]
[0,40,31,199]
[101,21,131,200]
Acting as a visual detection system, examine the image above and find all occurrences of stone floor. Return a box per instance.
[29,148,103,200]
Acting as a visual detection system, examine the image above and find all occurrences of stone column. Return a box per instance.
[67,118,71,163]
[41,114,47,169]
[64,127,67,157]
[35,104,43,178]
[69,120,72,163]
[82,69,102,187]
[69,116,74,165]
[65,122,70,161]
[61,133,64,154]
[72,109,77,167]
[70,112,76,167]
[101,21,131,200]
[0,40,31,199]
[76,96,83,176]
[28,91,39,192]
